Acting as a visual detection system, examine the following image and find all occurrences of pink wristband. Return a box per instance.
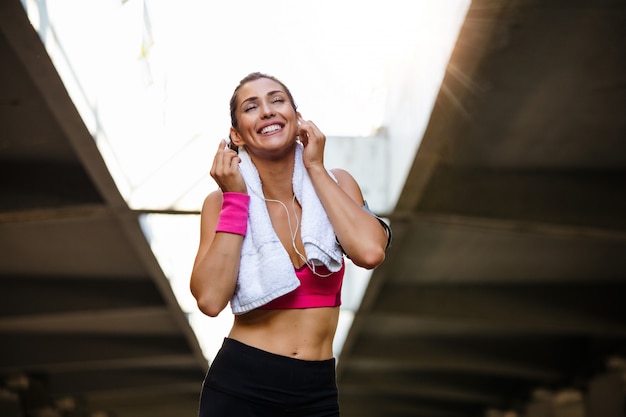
[215,192,250,236]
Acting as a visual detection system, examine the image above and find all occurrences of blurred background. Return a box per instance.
[1,0,625,416]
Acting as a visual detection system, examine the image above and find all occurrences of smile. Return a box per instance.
[259,124,283,134]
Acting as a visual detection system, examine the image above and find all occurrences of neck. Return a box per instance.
[250,149,295,201]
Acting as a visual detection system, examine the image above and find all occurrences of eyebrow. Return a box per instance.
[240,90,285,108]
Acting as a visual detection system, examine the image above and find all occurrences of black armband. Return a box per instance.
[362,200,392,249]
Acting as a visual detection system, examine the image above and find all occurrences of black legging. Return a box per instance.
[198,338,340,417]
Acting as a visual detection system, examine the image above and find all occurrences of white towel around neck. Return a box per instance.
[230,143,343,314]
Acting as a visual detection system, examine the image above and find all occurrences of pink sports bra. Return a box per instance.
[258,261,345,310]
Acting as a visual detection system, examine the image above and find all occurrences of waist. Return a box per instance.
[229,307,340,360]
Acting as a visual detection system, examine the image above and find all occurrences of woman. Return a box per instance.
[190,72,391,416]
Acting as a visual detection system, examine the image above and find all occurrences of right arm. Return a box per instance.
[190,140,247,317]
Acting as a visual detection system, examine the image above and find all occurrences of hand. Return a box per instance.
[210,139,247,193]
[297,116,326,170]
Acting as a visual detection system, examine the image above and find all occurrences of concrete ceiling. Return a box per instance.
[0,1,207,416]
[337,0,626,416]
[1,0,625,417]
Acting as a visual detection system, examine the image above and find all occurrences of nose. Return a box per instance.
[260,101,274,119]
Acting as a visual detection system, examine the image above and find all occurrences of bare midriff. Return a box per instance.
[228,307,340,361]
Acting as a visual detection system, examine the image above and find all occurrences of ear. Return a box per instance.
[230,127,245,146]
[296,111,303,124]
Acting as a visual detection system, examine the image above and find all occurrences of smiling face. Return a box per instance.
[230,77,299,156]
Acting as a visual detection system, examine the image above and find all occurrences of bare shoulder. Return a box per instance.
[330,168,364,204]
[201,189,224,215]
[330,168,353,183]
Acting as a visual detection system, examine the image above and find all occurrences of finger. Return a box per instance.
[211,139,230,177]
[229,155,241,171]
[297,115,309,131]
[299,128,309,147]
[297,118,322,139]
[298,124,310,145]
[304,119,322,137]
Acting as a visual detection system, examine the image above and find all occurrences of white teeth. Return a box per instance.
[260,124,281,134]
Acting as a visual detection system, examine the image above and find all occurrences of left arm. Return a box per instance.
[298,117,388,269]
